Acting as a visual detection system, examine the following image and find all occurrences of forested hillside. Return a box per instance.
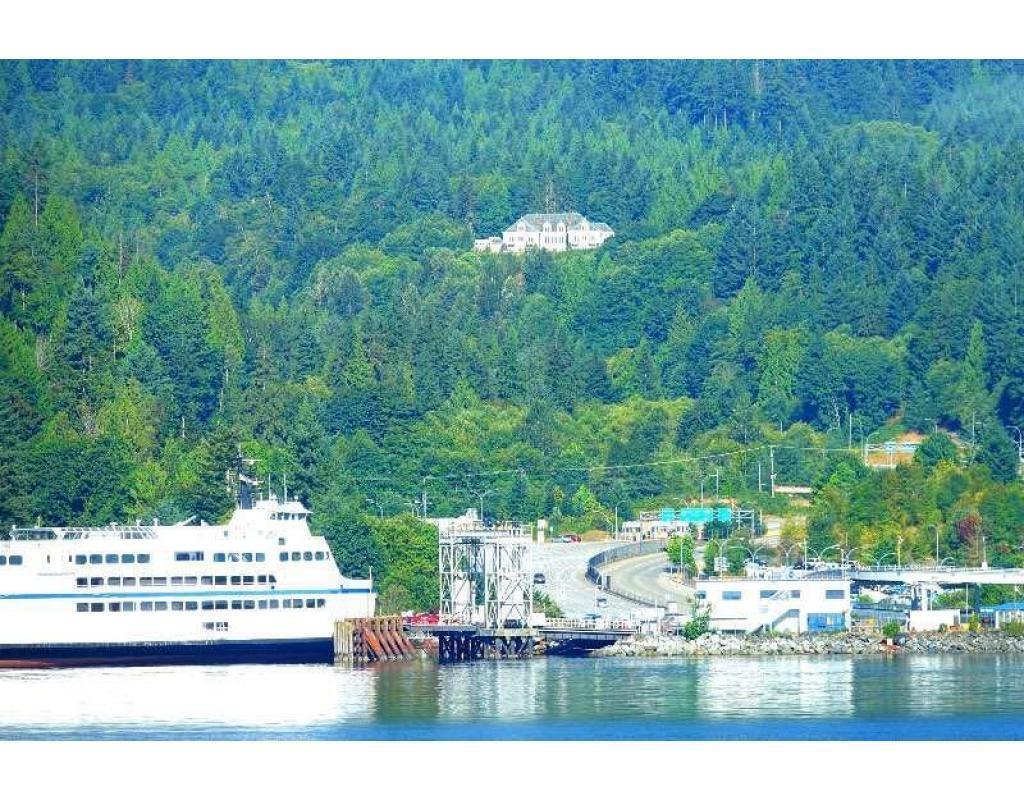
[3,60,1024,601]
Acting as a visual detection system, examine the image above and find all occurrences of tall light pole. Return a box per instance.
[1010,426,1024,466]
[365,497,384,518]
[472,488,494,522]
[897,535,903,570]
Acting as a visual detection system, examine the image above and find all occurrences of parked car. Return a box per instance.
[567,534,582,543]
[533,572,546,584]
[596,596,608,608]
[553,535,572,543]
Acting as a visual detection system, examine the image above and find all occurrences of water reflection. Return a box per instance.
[0,664,376,732]
[2,655,1024,738]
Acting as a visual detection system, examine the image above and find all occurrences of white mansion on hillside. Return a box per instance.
[474,212,614,254]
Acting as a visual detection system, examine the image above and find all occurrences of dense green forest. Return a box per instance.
[3,60,1024,607]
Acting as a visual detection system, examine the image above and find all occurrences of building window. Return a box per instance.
[791,590,801,598]
[214,600,228,610]
[280,552,289,561]
[109,602,121,613]
[315,552,326,561]
[105,554,118,563]
[201,601,214,611]
[695,591,706,600]
[258,600,268,609]
[123,577,136,587]
[303,552,313,561]
[243,575,254,585]
[825,590,846,600]
[171,577,183,586]
[722,591,742,600]
[230,576,241,585]
[214,553,226,563]
[255,553,266,562]
[140,577,153,587]
[76,578,88,587]
[153,577,167,586]
[90,603,103,612]
[185,601,198,611]
[137,554,150,564]
[269,600,280,609]
[74,555,87,565]
[305,599,316,609]
[807,613,845,631]
[123,602,135,612]
[201,576,213,585]
[291,552,301,561]
[231,600,243,610]
[76,603,89,612]
[172,601,184,611]
[215,576,227,586]
[89,554,102,564]
[122,554,135,564]
[242,553,253,562]
[108,577,121,587]
[90,577,103,587]
[175,551,204,562]
[760,590,777,599]
[185,576,197,585]
[257,575,267,584]
[243,600,255,610]
[141,602,153,611]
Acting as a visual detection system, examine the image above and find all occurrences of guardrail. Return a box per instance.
[586,540,667,607]
[543,617,638,632]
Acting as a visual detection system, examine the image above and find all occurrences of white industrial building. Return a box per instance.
[695,577,852,635]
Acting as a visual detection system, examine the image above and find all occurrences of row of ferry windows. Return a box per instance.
[75,598,326,612]
[72,551,327,565]
[0,555,24,566]
[74,553,151,565]
[76,575,278,588]
[281,551,328,561]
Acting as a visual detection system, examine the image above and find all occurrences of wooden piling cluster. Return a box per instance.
[334,616,416,665]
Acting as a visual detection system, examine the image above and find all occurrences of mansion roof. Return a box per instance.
[504,212,612,233]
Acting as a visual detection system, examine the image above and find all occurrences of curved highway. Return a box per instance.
[532,542,695,619]
[600,552,695,608]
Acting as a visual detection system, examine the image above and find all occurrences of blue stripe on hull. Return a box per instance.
[0,638,334,668]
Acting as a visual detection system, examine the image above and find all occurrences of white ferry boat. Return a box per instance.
[0,493,375,667]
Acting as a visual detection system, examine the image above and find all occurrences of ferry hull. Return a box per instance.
[0,637,334,668]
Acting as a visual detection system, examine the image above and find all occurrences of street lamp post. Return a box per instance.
[897,535,903,570]
[875,552,897,567]
[365,497,384,518]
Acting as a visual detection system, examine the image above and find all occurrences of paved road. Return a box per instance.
[532,542,637,618]
[600,552,695,609]
[532,541,696,618]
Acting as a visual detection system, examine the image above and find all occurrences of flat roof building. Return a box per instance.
[695,576,851,635]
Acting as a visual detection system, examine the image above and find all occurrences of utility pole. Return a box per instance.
[769,446,776,498]
[897,535,903,570]
[421,477,429,520]
[758,461,763,493]
[848,411,853,450]
[714,468,720,503]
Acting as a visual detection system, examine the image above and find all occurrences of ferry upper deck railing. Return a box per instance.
[7,525,159,541]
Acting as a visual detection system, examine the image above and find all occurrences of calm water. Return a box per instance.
[3,655,1024,740]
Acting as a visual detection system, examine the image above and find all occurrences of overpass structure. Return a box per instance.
[843,566,1024,586]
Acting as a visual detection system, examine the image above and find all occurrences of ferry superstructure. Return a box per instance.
[0,496,375,666]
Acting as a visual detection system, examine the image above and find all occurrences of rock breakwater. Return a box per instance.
[594,631,1024,657]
